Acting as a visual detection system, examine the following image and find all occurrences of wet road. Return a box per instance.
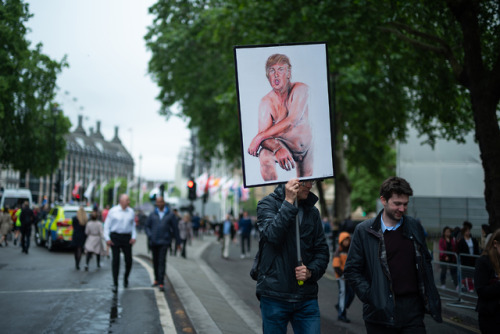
[0,239,162,334]
[1,232,481,333]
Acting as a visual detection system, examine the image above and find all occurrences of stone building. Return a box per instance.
[1,115,134,206]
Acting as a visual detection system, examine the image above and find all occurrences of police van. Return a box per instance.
[0,188,33,209]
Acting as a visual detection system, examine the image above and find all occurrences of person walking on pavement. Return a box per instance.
[221,214,233,259]
[239,211,252,259]
[84,210,105,271]
[177,213,192,258]
[13,205,21,246]
[104,194,136,293]
[457,220,480,292]
[72,206,88,270]
[344,176,442,333]
[145,196,181,292]
[474,228,500,334]
[0,207,12,247]
[19,201,34,254]
[332,231,355,323]
[439,226,458,289]
[256,178,329,333]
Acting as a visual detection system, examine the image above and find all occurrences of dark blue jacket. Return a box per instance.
[238,217,252,237]
[145,208,180,247]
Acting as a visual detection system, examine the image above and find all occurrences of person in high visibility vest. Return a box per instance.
[13,207,21,245]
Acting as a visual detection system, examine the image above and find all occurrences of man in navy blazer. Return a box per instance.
[145,196,181,291]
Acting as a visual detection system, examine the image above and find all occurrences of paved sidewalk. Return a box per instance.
[134,231,261,334]
[134,231,479,334]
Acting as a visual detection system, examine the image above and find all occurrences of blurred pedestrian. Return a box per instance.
[13,205,21,245]
[84,210,105,271]
[0,207,12,247]
[145,196,180,292]
[239,211,252,259]
[104,194,136,293]
[72,206,88,270]
[19,201,34,254]
[322,216,332,250]
[192,213,201,238]
[474,228,500,334]
[332,231,354,323]
[177,213,192,258]
[457,221,479,292]
[221,214,232,259]
[255,179,329,333]
[481,224,493,252]
[171,208,181,255]
[345,176,442,332]
[439,226,458,289]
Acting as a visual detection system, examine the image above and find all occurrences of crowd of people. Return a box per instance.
[2,180,499,333]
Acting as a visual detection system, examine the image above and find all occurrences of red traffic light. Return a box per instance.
[187,180,194,188]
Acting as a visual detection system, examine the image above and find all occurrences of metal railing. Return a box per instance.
[432,250,480,310]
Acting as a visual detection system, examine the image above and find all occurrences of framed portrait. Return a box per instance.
[234,42,335,188]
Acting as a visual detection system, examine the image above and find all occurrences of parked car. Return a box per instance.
[35,205,92,251]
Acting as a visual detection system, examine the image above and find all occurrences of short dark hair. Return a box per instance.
[462,220,473,233]
[379,176,413,201]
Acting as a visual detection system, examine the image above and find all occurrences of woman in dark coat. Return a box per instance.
[72,207,88,270]
[474,228,500,333]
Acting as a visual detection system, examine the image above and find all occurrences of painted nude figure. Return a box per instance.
[248,54,313,181]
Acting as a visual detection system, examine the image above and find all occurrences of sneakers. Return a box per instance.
[152,281,159,287]
[159,284,165,292]
[240,254,245,259]
[112,285,118,293]
[85,266,88,272]
[124,279,129,288]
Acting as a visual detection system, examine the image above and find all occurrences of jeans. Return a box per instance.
[337,279,355,317]
[260,296,321,334]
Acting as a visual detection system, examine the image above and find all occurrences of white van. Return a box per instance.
[0,188,33,209]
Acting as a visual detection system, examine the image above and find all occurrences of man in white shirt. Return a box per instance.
[104,194,136,293]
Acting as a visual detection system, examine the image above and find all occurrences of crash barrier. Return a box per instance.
[432,250,480,310]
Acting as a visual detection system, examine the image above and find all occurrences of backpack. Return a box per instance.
[250,238,264,281]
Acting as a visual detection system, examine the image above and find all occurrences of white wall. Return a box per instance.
[397,127,484,198]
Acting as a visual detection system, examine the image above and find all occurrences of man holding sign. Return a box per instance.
[256,178,329,333]
[248,54,314,181]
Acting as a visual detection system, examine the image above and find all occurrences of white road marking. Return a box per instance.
[134,255,176,334]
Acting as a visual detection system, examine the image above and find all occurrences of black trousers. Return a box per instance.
[110,233,132,286]
[151,245,169,285]
[240,234,251,255]
[365,294,426,334]
[20,227,31,252]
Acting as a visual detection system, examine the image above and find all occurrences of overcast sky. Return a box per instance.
[26,0,191,181]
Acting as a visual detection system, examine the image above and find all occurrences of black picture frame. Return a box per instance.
[234,42,335,188]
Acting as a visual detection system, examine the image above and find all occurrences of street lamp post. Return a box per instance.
[48,105,59,207]
[137,154,142,206]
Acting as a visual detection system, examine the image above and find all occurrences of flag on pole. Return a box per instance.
[84,180,96,199]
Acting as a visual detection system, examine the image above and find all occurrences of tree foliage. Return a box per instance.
[0,0,70,177]
[146,0,500,227]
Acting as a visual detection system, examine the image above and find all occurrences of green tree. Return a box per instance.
[146,0,500,229]
[0,0,70,177]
